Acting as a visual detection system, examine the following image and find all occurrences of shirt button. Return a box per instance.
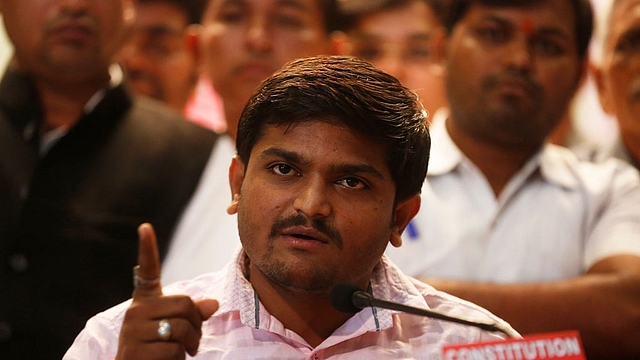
[9,253,29,273]
[0,321,12,342]
[313,354,320,360]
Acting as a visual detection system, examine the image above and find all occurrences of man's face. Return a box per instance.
[445,0,583,148]
[345,0,447,117]
[199,0,332,126]
[228,121,415,292]
[0,0,132,80]
[597,0,640,161]
[118,1,199,111]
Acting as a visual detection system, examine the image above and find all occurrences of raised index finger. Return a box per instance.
[132,223,163,298]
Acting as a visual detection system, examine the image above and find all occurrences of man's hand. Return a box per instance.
[115,223,219,360]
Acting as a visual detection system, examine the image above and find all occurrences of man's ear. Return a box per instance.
[227,155,245,215]
[430,27,446,68]
[592,61,615,115]
[123,0,136,24]
[185,24,202,63]
[422,28,447,79]
[389,195,421,248]
[441,31,453,79]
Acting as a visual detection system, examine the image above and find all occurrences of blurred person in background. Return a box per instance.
[594,0,640,168]
[386,0,640,358]
[161,0,345,284]
[117,0,226,131]
[0,0,216,358]
[335,0,447,119]
[119,0,206,112]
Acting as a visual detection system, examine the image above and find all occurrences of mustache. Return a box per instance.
[45,11,98,35]
[483,70,540,94]
[269,214,343,249]
[123,69,163,94]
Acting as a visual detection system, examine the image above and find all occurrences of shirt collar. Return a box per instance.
[537,143,581,189]
[83,63,124,114]
[598,137,639,168]
[427,108,580,190]
[0,63,127,156]
[213,250,259,327]
[426,108,466,176]
[212,251,436,335]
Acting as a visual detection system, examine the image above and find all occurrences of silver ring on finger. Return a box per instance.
[157,319,172,341]
[133,265,160,289]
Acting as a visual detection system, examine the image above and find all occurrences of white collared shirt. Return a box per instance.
[161,135,241,284]
[386,109,640,283]
[64,251,518,359]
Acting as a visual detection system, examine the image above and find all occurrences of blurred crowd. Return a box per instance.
[1,0,640,359]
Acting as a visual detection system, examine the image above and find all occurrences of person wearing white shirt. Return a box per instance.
[65,55,519,360]
[385,0,640,359]
[161,0,345,283]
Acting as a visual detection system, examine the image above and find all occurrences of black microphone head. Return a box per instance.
[330,282,363,314]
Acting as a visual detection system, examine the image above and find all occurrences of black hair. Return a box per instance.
[340,0,447,31]
[236,55,430,201]
[443,0,593,58]
[139,0,209,25]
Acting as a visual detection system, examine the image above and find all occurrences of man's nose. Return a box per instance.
[292,177,332,218]
[504,36,534,72]
[245,17,273,53]
[59,0,90,14]
[377,53,406,84]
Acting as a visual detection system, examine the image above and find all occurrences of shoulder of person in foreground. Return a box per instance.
[63,270,226,360]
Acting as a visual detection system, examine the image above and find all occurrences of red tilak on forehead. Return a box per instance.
[521,17,535,35]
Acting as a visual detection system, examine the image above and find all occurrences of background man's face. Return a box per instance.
[445,1,583,148]
[344,0,447,117]
[199,0,332,115]
[1,0,133,78]
[118,1,199,111]
[597,0,640,157]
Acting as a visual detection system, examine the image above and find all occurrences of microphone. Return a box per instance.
[330,282,514,337]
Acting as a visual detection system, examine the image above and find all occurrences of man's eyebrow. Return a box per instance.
[478,14,511,26]
[219,0,309,13]
[261,147,305,164]
[277,0,310,11]
[409,32,436,42]
[534,27,573,42]
[352,32,434,41]
[220,0,244,6]
[260,147,386,179]
[330,163,386,180]
[139,25,183,36]
[480,14,572,41]
[351,33,380,42]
